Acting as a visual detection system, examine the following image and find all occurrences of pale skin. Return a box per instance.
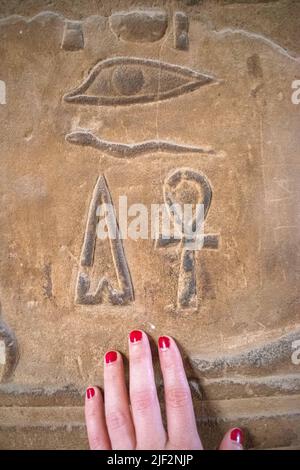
[85,330,244,450]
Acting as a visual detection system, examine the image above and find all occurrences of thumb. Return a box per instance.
[218,427,244,450]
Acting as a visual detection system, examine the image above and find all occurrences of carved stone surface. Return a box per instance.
[61,21,84,51]
[174,12,189,51]
[109,9,168,43]
[0,0,299,449]
[157,168,219,312]
[75,175,134,305]
[63,56,215,106]
[0,80,6,104]
[0,303,19,383]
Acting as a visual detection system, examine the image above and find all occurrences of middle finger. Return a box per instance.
[129,330,166,449]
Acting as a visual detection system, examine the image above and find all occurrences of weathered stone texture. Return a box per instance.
[0,0,299,449]
[109,9,168,43]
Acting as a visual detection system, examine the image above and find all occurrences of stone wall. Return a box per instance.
[0,0,299,449]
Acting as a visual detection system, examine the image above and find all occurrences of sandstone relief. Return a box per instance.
[75,175,134,305]
[156,168,219,312]
[109,9,168,43]
[65,132,217,157]
[61,20,84,51]
[0,0,299,450]
[63,57,216,106]
[0,303,19,383]
[191,328,300,379]
[174,12,189,51]
[0,80,5,104]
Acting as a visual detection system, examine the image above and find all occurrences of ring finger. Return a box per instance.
[158,336,202,450]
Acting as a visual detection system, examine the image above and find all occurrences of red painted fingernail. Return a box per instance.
[105,351,117,364]
[158,336,170,350]
[129,330,143,343]
[86,387,95,400]
[230,428,244,445]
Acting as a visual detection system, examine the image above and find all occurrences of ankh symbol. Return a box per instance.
[156,168,219,312]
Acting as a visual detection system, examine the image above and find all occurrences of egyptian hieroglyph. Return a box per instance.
[0,0,299,449]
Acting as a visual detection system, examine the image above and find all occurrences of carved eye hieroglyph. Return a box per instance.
[64,57,215,106]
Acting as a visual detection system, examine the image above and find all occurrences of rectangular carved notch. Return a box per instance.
[174,12,189,50]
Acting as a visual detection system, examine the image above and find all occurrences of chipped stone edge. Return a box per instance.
[0,11,299,62]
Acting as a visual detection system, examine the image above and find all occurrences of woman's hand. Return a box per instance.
[85,330,244,450]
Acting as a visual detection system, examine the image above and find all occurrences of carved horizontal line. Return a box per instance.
[1,395,300,425]
[190,328,300,378]
[65,131,218,158]
[155,234,219,249]
[1,373,300,406]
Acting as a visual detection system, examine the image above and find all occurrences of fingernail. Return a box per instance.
[105,350,117,364]
[86,387,95,400]
[230,428,244,445]
[158,336,170,351]
[129,330,143,343]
